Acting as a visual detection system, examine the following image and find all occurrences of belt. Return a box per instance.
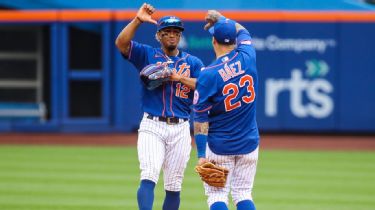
[146,113,188,125]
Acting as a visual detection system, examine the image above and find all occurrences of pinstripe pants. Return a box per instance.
[204,146,259,207]
[137,113,192,191]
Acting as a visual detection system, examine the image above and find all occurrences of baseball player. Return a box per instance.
[193,10,259,210]
[115,3,204,210]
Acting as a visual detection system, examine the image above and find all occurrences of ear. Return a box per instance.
[155,32,161,42]
[212,37,216,45]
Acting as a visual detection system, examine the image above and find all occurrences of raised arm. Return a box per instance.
[115,3,157,56]
[204,10,246,33]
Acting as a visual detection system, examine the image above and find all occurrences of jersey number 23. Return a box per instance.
[222,74,255,112]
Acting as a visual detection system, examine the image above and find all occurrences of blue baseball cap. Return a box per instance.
[208,18,236,45]
[157,16,184,32]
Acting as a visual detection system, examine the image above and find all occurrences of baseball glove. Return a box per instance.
[140,64,173,90]
[195,161,229,188]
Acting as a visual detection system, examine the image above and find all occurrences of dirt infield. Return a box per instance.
[0,133,374,151]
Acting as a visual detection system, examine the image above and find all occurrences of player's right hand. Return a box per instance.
[136,3,157,24]
[204,10,223,30]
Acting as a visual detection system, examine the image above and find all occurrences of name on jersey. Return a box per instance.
[218,61,245,82]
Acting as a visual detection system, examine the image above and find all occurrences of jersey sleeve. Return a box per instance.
[190,56,205,78]
[236,29,255,55]
[123,41,152,71]
[193,70,217,122]
[237,29,251,44]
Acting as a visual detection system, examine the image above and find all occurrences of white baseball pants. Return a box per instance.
[204,146,259,207]
[137,113,192,191]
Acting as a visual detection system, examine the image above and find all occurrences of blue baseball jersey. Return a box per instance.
[124,41,204,119]
[194,29,259,155]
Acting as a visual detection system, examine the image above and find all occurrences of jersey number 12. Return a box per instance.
[222,74,255,112]
[175,83,190,99]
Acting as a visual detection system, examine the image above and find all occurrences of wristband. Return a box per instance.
[195,134,207,158]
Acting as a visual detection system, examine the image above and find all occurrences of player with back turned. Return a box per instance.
[193,10,260,210]
[115,3,204,210]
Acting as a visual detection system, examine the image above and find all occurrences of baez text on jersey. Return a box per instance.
[218,61,245,82]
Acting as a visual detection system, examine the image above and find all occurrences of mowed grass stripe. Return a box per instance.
[0,188,205,200]
[0,171,139,181]
[2,169,372,188]
[259,167,375,178]
[0,146,137,164]
[255,202,374,210]
[260,161,375,171]
[0,147,131,158]
[0,194,128,204]
[0,146,374,210]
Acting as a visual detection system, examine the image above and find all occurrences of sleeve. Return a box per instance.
[122,41,152,71]
[190,57,205,78]
[193,70,217,123]
[236,29,256,58]
[237,29,252,44]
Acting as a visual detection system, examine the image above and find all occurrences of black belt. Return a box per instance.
[146,114,188,125]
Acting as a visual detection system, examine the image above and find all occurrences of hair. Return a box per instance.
[214,37,236,46]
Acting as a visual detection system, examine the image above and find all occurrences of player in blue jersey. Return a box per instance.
[115,3,204,210]
[193,10,259,210]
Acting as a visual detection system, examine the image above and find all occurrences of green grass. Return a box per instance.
[0,146,374,210]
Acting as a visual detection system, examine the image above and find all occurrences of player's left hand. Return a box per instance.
[197,157,209,166]
[195,160,229,188]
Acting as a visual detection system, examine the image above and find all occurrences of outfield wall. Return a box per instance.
[0,10,374,133]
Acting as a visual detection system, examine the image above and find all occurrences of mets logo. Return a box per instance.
[175,63,191,77]
[193,90,199,105]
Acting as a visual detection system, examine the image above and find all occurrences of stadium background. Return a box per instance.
[0,0,374,210]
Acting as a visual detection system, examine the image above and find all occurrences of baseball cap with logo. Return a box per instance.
[208,18,236,45]
[157,16,184,32]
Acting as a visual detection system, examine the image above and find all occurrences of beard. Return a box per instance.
[165,44,177,51]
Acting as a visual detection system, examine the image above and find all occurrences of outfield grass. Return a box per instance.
[0,146,374,210]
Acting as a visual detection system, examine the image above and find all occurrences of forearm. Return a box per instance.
[170,72,197,89]
[179,77,196,90]
[194,122,209,158]
[235,22,246,33]
[115,17,143,56]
